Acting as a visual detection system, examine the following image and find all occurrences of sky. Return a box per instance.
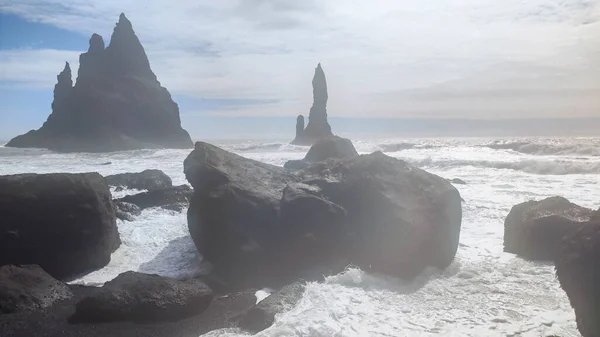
[0,0,599,140]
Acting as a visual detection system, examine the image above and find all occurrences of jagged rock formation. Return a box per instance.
[6,13,192,152]
[555,220,600,337]
[503,196,594,261]
[291,64,334,146]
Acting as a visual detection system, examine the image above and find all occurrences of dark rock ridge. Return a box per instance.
[6,13,192,153]
[0,265,73,315]
[184,142,462,288]
[0,173,120,281]
[503,196,594,261]
[71,271,213,323]
[106,169,172,191]
[239,282,305,333]
[284,136,358,169]
[291,63,334,146]
[115,185,192,211]
[555,219,600,337]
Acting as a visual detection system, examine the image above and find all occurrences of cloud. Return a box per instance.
[0,0,598,119]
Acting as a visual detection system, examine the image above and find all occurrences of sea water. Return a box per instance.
[1,137,599,337]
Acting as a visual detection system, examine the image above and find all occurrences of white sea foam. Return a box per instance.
[1,137,597,336]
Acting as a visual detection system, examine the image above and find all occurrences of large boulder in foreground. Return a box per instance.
[555,220,600,337]
[5,14,192,153]
[0,173,120,280]
[239,282,305,333]
[504,197,594,261]
[284,136,358,169]
[106,169,172,191]
[184,142,462,287]
[0,265,73,314]
[71,271,213,323]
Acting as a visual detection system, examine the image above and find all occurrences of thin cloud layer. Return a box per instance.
[0,0,598,119]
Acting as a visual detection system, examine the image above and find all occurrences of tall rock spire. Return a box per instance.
[291,63,334,145]
[6,13,192,152]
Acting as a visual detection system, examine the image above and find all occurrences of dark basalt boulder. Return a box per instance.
[106,169,172,191]
[116,185,192,210]
[5,13,192,153]
[184,142,462,288]
[555,220,600,337]
[70,271,213,323]
[114,201,142,221]
[0,173,120,281]
[239,282,305,333]
[284,136,358,169]
[291,63,334,146]
[0,265,73,314]
[503,196,594,261]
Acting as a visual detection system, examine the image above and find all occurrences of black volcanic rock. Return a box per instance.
[106,169,172,191]
[6,13,192,153]
[0,265,73,315]
[71,271,213,323]
[503,196,594,261]
[184,142,462,288]
[291,64,334,146]
[555,220,600,337]
[0,173,120,281]
[284,136,358,169]
[116,185,193,210]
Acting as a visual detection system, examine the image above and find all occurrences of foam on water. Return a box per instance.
[1,137,598,336]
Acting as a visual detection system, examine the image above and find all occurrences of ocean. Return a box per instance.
[1,136,599,337]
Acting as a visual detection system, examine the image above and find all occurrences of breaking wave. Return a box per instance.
[483,140,600,157]
[410,157,600,175]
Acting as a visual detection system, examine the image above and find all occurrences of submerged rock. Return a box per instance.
[114,201,142,221]
[504,196,594,261]
[116,185,192,210]
[5,13,192,153]
[0,173,120,280]
[184,142,462,288]
[555,220,600,337]
[239,282,305,333]
[449,178,467,185]
[71,271,213,323]
[0,265,73,314]
[284,136,358,169]
[106,169,172,191]
[291,63,334,146]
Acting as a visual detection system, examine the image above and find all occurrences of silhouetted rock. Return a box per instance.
[114,201,142,221]
[291,64,334,146]
[555,220,600,337]
[6,13,192,153]
[116,185,192,210]
[504,196,594,261]
[185,142,461,288]
[0,173,120,281]
[0,265,72,315]
[106,169,172,191]
[239,282,305,333]
[71,271,213,323]
[284,136,358,169]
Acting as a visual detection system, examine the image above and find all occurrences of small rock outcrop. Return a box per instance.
[106,169,172,191]
[0,265,73,315]
[115,185,192,210]
[504,197,594,261]
[555,220,600,337]
[239,282,305,333]
[114,201,142,221]
[0,173,120,280]
[71,271,213,323]
[5,13,192,153]
[184,142,462,288]
[284,136,358,169]
[291,64,334,146]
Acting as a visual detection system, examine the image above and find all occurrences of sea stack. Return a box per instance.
[291,63,334,146]
[6,13,193,153]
